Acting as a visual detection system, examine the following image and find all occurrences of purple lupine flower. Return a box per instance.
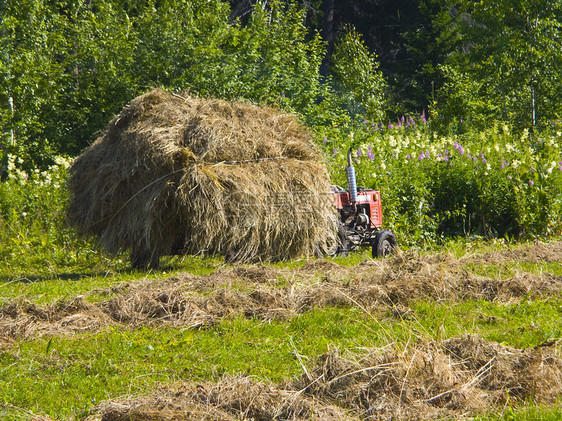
[368,152,375,160]
[357,148,362,157]
[467,154,471,160]
[364,119,368,124]
[507,175,512,179]
[529,180,535,186]
[367,146,372,152]
[371,123,376,127]
[473,157,477,163]
[482,158,487,164]
[333,148,337,155]
[406,154,411,160]
[323,136,327,144]
[401,116,405,122]
[354,158,359,164]
[388,124,394,129]
[444,155,449,162]
[425,151,431,158]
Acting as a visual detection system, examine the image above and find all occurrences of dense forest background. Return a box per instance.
[1,0,561,170]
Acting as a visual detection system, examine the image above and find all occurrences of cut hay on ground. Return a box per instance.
[2,243,562,343]
[67,89,337,267]
[84,336,562,421]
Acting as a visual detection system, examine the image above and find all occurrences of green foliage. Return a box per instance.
[320,121,562,246]
[436,0,562,131]
[0,0,138,163]
[1,0,375,168]
[330,27,386,121]
[0,156,111,278]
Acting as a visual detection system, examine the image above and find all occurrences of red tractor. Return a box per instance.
[332,148,397,257]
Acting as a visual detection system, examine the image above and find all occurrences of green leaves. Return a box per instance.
[331,27,386,121]
[438,0,562,131]
[1,0,356,168]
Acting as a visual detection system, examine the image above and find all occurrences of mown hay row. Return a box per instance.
[67,89,338,267]
[83,336,562,421]
[2,255,561,343]
[85,376,354,421]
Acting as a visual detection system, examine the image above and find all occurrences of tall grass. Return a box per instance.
[0,156,116,278]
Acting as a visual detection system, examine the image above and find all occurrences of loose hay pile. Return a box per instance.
[83,337,562,421]
[67,89,338,268]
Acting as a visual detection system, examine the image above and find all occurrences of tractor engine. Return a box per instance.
[332,148,397,258]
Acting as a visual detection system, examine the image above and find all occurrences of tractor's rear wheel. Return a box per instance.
[372,230,397,258]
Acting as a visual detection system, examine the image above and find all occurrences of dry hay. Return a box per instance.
[83,336,562,421]
[2,244,562,344]
[67,89,337,267]
[293,335,562,420]
[0,296,113,343]
[85,376,355,421]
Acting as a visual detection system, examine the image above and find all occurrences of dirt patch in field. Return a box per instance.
[83,335,562,420]
[1,242,561,344]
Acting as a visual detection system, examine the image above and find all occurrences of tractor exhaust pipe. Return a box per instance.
[346,148,358,203]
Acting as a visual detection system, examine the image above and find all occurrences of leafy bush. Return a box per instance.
[0,156,105,274]
[320,120,562,246]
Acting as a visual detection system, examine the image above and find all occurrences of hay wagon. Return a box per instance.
[67,89,338,269]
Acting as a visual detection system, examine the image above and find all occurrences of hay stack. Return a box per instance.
[67,89,337,268]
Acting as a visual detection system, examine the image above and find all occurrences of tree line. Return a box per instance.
[1,0,561,171]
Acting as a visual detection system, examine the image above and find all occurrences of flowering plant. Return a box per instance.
[320,121,562,245]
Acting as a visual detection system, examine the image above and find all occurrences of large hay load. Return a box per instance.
[67,89,338,268]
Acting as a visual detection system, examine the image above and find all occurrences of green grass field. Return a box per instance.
[1,240,561,420]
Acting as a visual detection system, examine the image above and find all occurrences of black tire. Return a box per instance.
[130,246,160,270]
[327,222,349,257]
[372,230,397,258]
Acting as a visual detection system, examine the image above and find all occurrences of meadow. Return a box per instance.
[0,124,561,420]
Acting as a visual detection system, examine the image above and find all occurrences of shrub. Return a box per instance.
[319,121,562,246]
